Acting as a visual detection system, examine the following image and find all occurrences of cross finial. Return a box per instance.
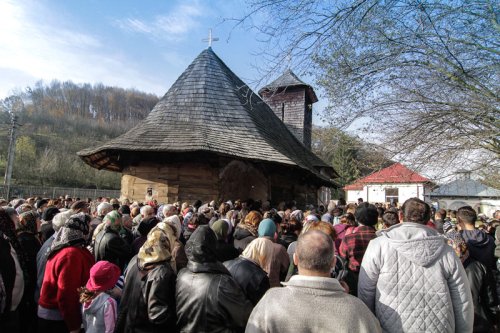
[202,29,219,48]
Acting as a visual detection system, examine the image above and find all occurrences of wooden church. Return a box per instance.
[78,47,337,206]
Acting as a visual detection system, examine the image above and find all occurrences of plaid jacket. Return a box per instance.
[339,225,377,273]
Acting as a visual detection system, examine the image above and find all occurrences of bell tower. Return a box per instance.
[258,70,318,149]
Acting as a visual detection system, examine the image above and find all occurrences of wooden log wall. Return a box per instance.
[120,159,321,207]
[121,162,218,203]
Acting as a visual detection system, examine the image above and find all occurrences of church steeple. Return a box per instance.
[258,70,317,149]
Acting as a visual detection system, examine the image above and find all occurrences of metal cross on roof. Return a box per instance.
[202,29,219,47]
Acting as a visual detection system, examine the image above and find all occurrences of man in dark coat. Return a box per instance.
[457,206,496,270]
[176,225,252,332]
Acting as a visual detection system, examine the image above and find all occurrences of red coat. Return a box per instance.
[39,246,95,331]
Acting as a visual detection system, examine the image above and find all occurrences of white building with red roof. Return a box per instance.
[343,163,433,204]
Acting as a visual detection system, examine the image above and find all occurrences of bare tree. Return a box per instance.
[237,0,499,182]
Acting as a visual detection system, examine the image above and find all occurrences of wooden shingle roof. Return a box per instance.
[78,48,336,184]
[258,69,318,103]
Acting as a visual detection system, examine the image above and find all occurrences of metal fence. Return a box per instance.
[0,185,121,200]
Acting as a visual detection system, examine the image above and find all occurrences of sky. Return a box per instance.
[0,0,328,123]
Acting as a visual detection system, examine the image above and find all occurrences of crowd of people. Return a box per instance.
[0,195,499,332]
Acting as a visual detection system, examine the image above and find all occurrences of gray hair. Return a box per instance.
[52,210,74,232]
[141,205,155,217]
[97,202,113,216]
[162,204,174,216]
[296,230,334,273]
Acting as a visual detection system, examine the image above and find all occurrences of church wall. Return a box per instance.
[121,162,218,204]
[120,160,322,208]
[268,172,319,207]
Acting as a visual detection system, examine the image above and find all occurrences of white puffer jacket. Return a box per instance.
[358,223,473,333]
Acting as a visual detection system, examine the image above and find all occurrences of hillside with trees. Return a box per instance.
[0,80,158,189]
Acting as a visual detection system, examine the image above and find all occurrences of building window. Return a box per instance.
[281,103,285,121]
[385,188,399,204]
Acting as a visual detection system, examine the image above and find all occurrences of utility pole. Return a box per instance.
[4,112,18,200]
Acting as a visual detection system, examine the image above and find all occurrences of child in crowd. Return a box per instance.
[79,261,121,333]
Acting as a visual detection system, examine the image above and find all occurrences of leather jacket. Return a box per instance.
[224,256,270,305]
[176,226,252,333]
[115,256,177,333]
[94,228,131,271]
[464,258,498,333]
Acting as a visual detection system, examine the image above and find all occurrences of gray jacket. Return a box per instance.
[246,275,381,333]
[82,292,117,333]
[358,223,474,333]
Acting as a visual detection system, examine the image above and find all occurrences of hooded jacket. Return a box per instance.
[82,292,117,333]
[176,226,252,333]
[358,223,474,333]
[233,227,256,253]
[460,229,496,270]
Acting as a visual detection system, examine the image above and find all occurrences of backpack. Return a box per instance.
[332,255,348,281]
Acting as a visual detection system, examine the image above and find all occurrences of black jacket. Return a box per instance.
[94,228,132,272]
[278,233,297,249]
[215,241,239,263]
[17,232,40,293]
[233,227,256,253]
[461,229,496,270]
[176,226,252,333]
[464,258,498,333]
[0,233,16,314]
[224,256,270,306]
[116,256,177,333]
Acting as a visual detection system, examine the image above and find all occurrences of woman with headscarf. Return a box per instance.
[115,225,177,333]
[38,213,94,333]
[15,211,42,332]
[257,218,290,287]
[182,212,209,242]
[233,210,263,253]
[154,221,188,272]
[0,208,26,332]
[93,211,132,272]
[211,220,239,262]
[224,238,272,306]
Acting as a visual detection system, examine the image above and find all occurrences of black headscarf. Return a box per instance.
[48,213,90,258]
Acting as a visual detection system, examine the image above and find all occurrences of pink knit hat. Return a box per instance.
[86,261,121,292]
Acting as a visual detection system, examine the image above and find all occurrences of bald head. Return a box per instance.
[295,230,335,274]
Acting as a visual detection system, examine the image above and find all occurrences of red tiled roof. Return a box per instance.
[343,163,430,190]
